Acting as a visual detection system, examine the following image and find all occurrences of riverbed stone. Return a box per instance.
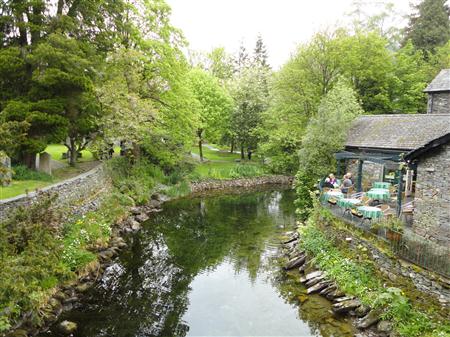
[332,299,361,314]
[356,309,381,329]
[135,213,149,223]
[355,304,371,317]
[307,281,332,294]
[305,275,326,287]
[58,320,77,334]
[301,271,323,283]
[377,320,393,333]
[284,255,306,270]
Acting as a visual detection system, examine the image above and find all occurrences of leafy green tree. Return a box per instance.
[187,68,233,161]
[230,67,267,159]
[207,47,235,82]
[27,34,99,166]
[403,0,450,55]
[295,81,363,219]
[253,34,270,69]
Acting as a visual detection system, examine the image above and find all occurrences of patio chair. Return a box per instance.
[376,204,395,219]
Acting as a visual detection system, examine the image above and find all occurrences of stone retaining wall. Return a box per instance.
[0,165,110,222]
[190,175,294,193]
[319,219,450,307]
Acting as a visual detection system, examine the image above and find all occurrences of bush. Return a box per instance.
[12,165,53,182]
[229,164,265,178]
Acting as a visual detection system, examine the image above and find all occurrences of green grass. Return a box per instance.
[191,144,241,162]
[0,180,51,199]
[44,144,94,162]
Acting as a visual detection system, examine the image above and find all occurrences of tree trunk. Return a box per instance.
[240,145,245,160]
[69,137,77,167]
[22,153,37,170]
[197,129,204,161]
[198,139,203,162]
[230,139,235,153]
[132,142,140,163]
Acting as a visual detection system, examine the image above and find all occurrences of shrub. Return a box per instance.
[12,165,53,182]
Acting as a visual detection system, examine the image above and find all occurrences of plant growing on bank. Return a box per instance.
[298,201,450,337]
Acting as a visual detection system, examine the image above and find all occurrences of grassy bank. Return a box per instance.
[298,202,450,337]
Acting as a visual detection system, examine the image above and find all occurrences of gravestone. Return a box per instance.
[0,152,12,186]
[38,152,52,175]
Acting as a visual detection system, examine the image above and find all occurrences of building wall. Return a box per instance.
[428,92,450,114]
[413,143,450,247]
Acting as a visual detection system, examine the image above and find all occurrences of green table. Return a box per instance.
[322,190,344,201]
[337,198,362,209]
[373,182,391,189]
[357,206,383,219]
[367,188,390,201]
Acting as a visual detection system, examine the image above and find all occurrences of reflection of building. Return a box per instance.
[336,70,450,247]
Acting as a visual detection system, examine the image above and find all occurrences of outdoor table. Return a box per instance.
[357,206,383,219]
[322,190,344,201]
[373,181,391,189]
[367,188,390,201]
[337,198,362,209]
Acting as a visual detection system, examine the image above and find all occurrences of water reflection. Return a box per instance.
[41,188,355,337]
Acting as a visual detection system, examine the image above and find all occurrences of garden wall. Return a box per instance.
[190,175,294,193]
[0,165,110,222]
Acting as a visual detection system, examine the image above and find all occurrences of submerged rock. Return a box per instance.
[58,320,77,334]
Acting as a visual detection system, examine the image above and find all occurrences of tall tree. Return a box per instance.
[253,34,270,69]
[187,68,233,161]
[295,81,363,219]
[403,0,450,54]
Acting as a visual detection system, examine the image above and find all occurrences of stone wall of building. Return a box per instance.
[428,92,450,114]
[0,165,110,222]
[413,143,450,247]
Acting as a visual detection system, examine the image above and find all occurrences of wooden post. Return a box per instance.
[357,160,363,192]
[396,169,404,217]
[336,159,341,178]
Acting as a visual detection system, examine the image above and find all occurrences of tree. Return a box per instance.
[230,67,267,159]
[403,0,450,55]
[295,81,363,219]
[253,34,270,69]
[207,47,235,82]
[187,69,233,161]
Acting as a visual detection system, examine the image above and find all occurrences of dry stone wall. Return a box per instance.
[413,143,450,247]
[428,93,450,114]
[0,165,110,222]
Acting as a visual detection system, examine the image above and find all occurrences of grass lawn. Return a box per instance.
[0,161,100,200]
[190,144,265,180]
[0,180,51,199]
[44,144,95,162]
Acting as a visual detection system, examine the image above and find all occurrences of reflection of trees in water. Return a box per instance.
[55,189,297,337]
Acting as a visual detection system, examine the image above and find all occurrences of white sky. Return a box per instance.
[167,0,414,69]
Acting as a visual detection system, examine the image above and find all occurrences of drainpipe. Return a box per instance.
[396,169,404,217]
[357,160,363,192]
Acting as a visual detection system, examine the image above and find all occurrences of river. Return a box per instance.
[40,188,356,337]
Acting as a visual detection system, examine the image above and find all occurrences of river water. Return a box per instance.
[41,188,356,337]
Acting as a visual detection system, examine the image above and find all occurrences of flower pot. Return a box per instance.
[386,229,402,242]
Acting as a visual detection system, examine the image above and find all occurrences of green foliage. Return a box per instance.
[403,0,450,54]
[295,81,362,220]
[12,165,53,182]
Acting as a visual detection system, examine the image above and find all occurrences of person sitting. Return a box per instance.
[346,172,354,184]
[340,174,353,195]
[324,174,338,188]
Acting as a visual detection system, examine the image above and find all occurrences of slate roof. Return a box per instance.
[424,69,450,92]
[345,114,450,151]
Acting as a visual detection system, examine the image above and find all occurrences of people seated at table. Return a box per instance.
[345,172,354,184]
[340,174,353,194]
[324,173,338,188]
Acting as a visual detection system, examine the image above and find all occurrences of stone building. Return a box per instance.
[336,70,450,247]
[424,69,450,114]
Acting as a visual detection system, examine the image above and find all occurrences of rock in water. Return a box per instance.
[332,299,361,314]
[356,310,381,329]
[58,320,77,334]
[302,271,323,283]
[283,255,306,270]
[307,281,332,294]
